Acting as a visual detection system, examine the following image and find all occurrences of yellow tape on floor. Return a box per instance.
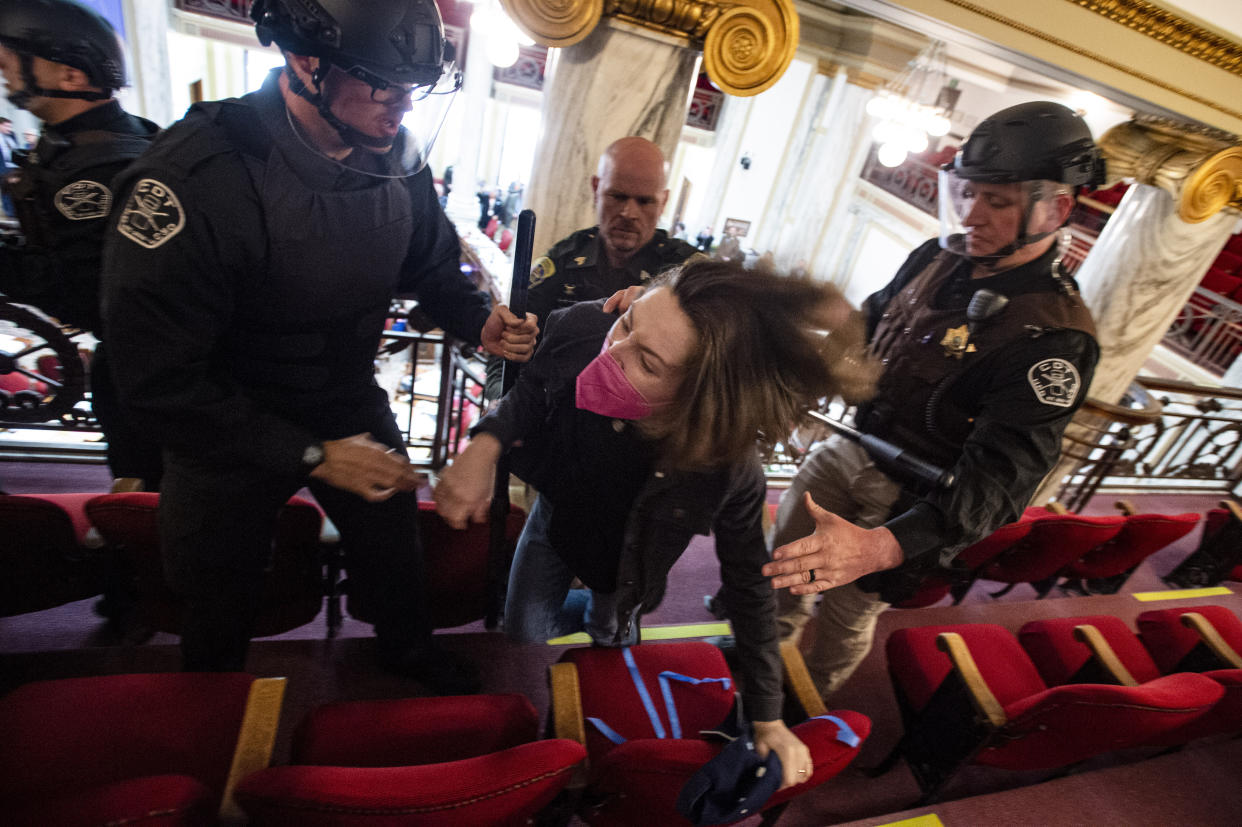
[875,814,944,827]
[546,621,732,646]
[1132,586,1233,601]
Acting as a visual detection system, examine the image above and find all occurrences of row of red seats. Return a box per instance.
[0,640,870,825]
[879,603,1242,805]
[0,491,525,634]
[896,501,1201,608]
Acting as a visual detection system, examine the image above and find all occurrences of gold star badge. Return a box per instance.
[940,325,977,359]
[574,256,587,265]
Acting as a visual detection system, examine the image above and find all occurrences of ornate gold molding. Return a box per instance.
[500,0,797,96]
[1065,1,1242,78]
[939,0,1242,124]
[1100,115,1242,222]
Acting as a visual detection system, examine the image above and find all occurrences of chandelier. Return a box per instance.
[866,40,954,168]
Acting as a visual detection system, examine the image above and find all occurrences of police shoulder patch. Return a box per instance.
[530,256,555,288]
[54,179,112,220]
[1027,358,1081,408]
[117,178,185,249]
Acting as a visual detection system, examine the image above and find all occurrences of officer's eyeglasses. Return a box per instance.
[369,71,463,105]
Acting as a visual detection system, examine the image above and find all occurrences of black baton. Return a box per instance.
[806,410,956,490]
[485,209,535,628]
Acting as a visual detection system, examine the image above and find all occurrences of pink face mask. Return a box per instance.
[575,342,669,420]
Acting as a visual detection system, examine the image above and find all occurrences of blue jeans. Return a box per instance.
[504,495,637,645]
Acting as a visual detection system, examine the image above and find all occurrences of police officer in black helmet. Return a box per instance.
[760,101,1104,701]
[101,0,538,689]
[0,0,161,487]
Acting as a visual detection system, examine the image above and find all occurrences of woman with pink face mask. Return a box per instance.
[435,257,875,786]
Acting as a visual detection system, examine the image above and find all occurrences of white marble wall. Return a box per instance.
[525,21,699,257]
[1076,184,1239,405]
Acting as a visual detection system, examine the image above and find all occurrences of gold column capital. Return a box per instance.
[499,0,797,96]
[1100,115,1242,222]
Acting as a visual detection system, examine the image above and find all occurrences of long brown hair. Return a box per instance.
[652,258,877,469]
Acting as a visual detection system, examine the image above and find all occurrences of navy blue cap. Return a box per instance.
[675,696,783,826]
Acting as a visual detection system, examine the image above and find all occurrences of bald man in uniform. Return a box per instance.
[487,136,699,398]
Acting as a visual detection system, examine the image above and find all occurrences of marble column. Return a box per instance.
[524,20,698,257]
[695,92,753,241]
[1077,185,1238,406]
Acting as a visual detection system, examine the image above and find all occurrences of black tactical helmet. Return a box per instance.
[250,0,451,90]
[0,0,127,92]
[955,101,1106,189]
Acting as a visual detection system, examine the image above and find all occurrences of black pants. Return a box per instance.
[160,412,429,671]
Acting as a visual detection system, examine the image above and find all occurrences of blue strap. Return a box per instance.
[586,716,627,745]
[657,671,732,739]
[810,714,861,748]
[624,646,666,739]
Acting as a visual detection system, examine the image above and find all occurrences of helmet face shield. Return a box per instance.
[938,170,1066,260]
[286,59,460,178]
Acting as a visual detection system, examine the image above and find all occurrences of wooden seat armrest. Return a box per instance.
[781,640,827,718]
[220,677,286,822]
[1072,624,1139,686]
[1219,500,1242,522]
[936,633,1007,729]
[548,662,587,745]
[1181,612,1242,668]
[1045,501,1070,515]
[548,662,589,788]
[1114,500,1138,516]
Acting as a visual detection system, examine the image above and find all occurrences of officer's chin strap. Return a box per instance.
[8,53,110,109]
[966,185,1059,272]
[283,64,394,151]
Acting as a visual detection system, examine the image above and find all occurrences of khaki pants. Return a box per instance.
[773,435,902,698]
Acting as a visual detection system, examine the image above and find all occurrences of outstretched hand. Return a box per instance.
[762,492,904,594]
[481,304,539,362]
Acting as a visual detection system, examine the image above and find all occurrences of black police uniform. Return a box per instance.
[526,226,700,328]
[101,70,492,671]
[773,238,1099,693]
[0,99,160,482]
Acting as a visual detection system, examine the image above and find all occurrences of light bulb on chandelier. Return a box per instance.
[866,40,956,165]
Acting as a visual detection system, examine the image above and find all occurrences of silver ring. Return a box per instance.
[798,768,808,774]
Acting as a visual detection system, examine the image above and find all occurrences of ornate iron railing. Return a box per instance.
[1056,376,1242,508]
[1162,286,1242,374]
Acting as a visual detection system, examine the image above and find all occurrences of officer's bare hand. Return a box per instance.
[433,433,502,529]
[481,304,539,362]
[752,720,813,789]
[762,492,904,594]
[310,433,421,502]
[602,285,646,315]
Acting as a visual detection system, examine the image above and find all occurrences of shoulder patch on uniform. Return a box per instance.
[117,178,185,249]
[1027,358,1081,408]
[530,256,555,288]
[54,180,112,221]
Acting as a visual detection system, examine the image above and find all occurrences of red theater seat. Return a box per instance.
[881,623,1223,804]
[342,500,525,630]
[892,519,1035,608]
[1164,501,1242,588]
[972,511,1125,599]
[1019,615,1242,743]
[234,694,585,826]
[84,492,327,637]
[0,493,109,617]
[1059,505,1199,594]
[0,672,285,826]
[1138,604,1242,673]
[548,641,869,826]
[1199,267,1242,297]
